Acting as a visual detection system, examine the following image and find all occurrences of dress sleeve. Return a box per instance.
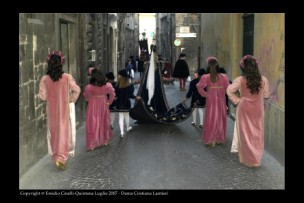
[226,76,241,105]
[39,76,47,101]
[105,82,115,104]
[69,74,81,103]
[83,85,91,102]
[223,74,230,90]
[262,76,270,99]
[196,75,208,97]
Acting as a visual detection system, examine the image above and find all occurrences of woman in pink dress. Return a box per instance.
[227,55,269,167]
[196,57,230,147]
[39,51,81,170]
[84,68,115,151]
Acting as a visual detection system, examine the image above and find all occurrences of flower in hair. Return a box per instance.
[47,50,65,65]
[206,56,218,65]
[88,67,95,75]
[240,55,258,69]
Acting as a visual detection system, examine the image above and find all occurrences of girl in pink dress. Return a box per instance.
[196,57,230,147]
[84,68,115,151]
[39,51,81,170]
[227,55,269,167]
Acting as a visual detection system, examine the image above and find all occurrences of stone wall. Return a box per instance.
[20,13,55,177]
[19,13,139,177]
[174,13,200,75]
[19,13,86,177]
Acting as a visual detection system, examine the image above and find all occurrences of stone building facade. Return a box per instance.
[117,13,139,71]
[19,13,139,177]
[156,13,200,76]
[156,13,173,61]
[172,13,201,75]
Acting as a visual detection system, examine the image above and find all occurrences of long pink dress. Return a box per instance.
[227,76,269,167]
[84,83,115,150]
[39,73,81,164]
[196,73,230,144]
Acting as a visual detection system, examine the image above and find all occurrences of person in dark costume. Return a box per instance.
[115,69,141,137]
[139,45,169,119]
[184,68,207,128]
[137,51,147,77]
[130,56,137,72]
[172,53,190,91]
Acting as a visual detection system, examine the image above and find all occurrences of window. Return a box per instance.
[60,21,69,73]
[243,14,254,56]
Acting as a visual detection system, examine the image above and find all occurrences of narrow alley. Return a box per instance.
[20,73,284,190]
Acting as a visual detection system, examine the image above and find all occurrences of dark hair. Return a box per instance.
[89,68,107,86]
[150,44,157,53]
[206,64,220,74]
[242,58,262,94]
[46,54,64,81]
[105,72,115,80]
[197,68,206,76]
[207,60,220,83]
[179,53,186,57]
[219,67,227,74]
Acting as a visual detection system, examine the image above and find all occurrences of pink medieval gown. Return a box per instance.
[226,76,269,167]
[39,73,81,164]
[83,83,115,150]
[196,73,230,145]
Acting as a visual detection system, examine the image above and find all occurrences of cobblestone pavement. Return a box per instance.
[20,74,284,190]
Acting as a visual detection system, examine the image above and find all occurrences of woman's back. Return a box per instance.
[86,83,110,94]
[42,73,69,102]
[239,76,268,101]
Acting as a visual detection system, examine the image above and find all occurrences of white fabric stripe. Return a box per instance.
[69,102,76,157]
[146,51,155,105]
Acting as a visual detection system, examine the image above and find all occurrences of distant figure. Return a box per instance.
[39,50,81,170]
[130,56,137,72]
[172,53,190,91]
[227,55,269,167]
[135,55,139,73]
[138,51,147,77]
[196,56,230,147]
[184,68,206,128]
[163,59,171,79]
[125,59,134,82]
[157,54,164,76]
[84,68,115,151]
